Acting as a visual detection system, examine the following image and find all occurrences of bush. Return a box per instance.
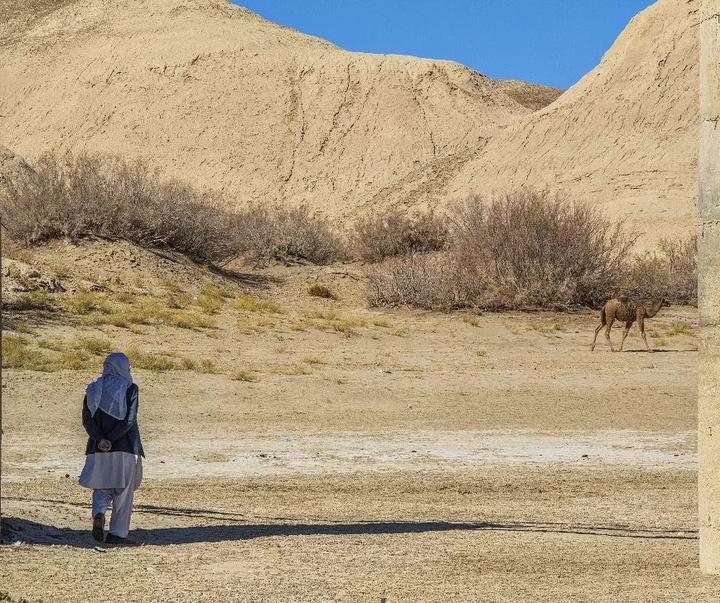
[449,190,636,309]
[234,203,345,265]
[366,190,644,311]
[352,208,449,262]
[1,151,239,264]
[367,253,465,311]
[628,235,697,304]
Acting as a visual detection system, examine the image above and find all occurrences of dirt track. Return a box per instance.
[1,273,718,602]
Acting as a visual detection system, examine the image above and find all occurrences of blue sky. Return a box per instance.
[233,1,657,89]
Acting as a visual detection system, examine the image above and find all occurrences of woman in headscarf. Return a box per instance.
[79,352,144,545]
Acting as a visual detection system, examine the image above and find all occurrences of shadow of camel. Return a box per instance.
[1,509,697,549]
[621,348,697,353]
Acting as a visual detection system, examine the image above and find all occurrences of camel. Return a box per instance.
[590,296,666,352]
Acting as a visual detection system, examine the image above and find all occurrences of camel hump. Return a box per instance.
[618,295,629,304]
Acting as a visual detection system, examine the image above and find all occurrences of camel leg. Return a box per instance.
[605,316,616,351]
[619,321,633,351]
[591,321,604,351]
[638,317,652,352]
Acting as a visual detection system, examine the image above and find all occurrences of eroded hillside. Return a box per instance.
[0,0,699,247]
[0,0,533,216]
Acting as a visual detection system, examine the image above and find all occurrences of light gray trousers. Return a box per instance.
[91,482,136,538]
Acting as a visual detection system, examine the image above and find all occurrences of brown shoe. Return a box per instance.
[92,513,105,542]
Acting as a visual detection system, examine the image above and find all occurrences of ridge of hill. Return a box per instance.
[495,80,565,112]
[377,0,699,246]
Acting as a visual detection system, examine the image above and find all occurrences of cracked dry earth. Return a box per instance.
[2,293,720,602]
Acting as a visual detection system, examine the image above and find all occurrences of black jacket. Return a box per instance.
[82,383,145,457]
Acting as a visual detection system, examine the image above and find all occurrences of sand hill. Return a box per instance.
[380,0,700,245]
[0,0,536,212]
[0,0,698,247]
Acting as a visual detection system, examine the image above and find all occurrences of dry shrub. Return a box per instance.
[450,190,635,309]
[234,203,345,265]
[366,190,638,311]
[367,253,465,311]
[308,284,337,299]
[628,235,697,304]
[1,151,238,264]
[352,208,449,262]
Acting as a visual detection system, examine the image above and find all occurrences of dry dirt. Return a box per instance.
[1,241,718,602]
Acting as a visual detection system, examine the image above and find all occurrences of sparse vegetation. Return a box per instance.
[126,347,177,372]
[234,296,284,314]
[301,356,326,365]
[199,359,221,374]
[667,321,695,336]
[1,151,239,264]
[1,153,698,324]
[367,253,462,310]
[8,291,56,312]
[2,334,93,371]
[60,290,111,314]
[231,369,257,382]
[308,283,337,299]
[367,190,642,311]
[352,208,449,262]
[234,203,345,265]
[75,336,114,356]
[628,235,697,305]
[273,364,312,376]
[197,285,225,315]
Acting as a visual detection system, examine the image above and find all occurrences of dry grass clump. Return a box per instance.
[230,369,257,382]
[308,284,337,299]
[65,293,215,330]
[2,151,239,264]
[2,335,92,371]
[234,296,284,314]
[126,347,178,372]
[305,311,365,336]
[301,356,326,365]
[197,283,228,315]
[235,203,345,265]
[7,290,56,312]
[352,208,449,262]
[60,290,112,314]
[75,336,114,356]
[272,364,312,376]
[198,359,221,374]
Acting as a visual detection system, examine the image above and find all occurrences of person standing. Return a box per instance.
[79,352,144,545]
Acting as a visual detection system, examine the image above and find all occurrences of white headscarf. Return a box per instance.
[86,353,133,420]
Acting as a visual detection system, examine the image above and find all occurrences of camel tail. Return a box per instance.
[599,306,607,326]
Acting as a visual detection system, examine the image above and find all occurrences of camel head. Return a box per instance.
[647,297,668,317]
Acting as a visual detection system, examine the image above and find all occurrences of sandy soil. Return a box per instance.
[1,249,718,602]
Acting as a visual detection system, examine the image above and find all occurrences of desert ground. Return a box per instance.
[1,240,718,602]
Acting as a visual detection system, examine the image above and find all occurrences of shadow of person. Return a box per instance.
[1,514,696,549]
